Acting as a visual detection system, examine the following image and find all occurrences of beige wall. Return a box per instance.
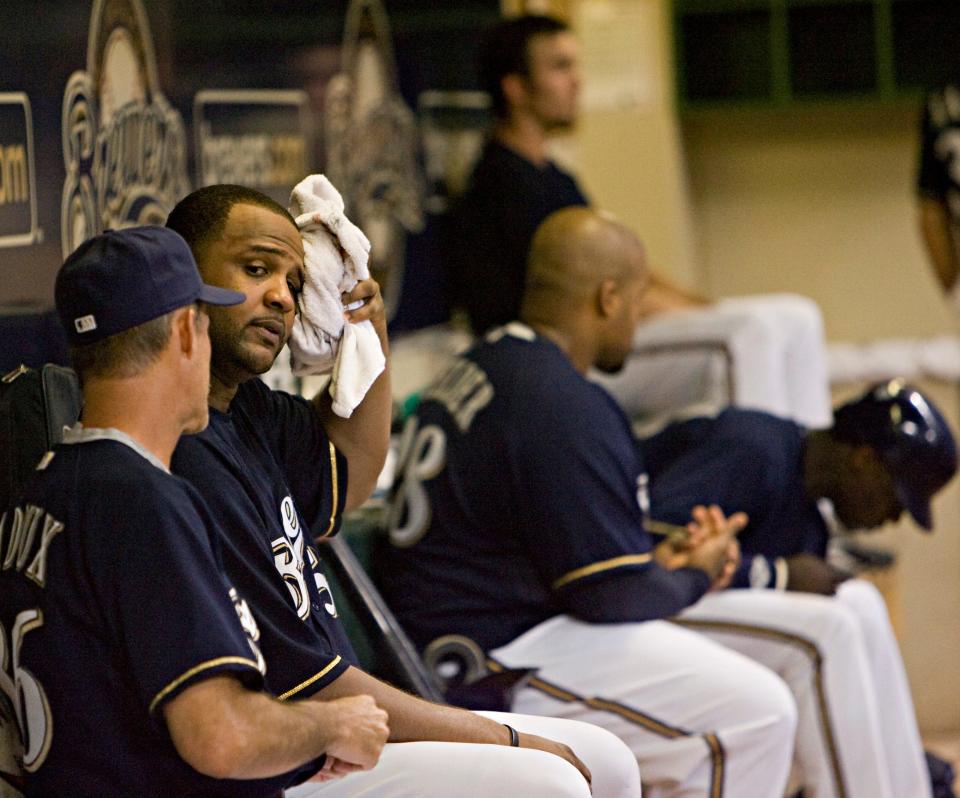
[568,0,700,287]
[570,0,954,344]
[684,104,956,343]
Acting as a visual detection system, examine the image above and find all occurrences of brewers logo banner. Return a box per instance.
[60,0,189,259]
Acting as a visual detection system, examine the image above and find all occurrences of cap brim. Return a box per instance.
[894,481,933,531]
[198,284,245,306]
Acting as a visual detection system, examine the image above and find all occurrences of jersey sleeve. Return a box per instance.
[245,380,348,539]
[919,93,949,201]
[83,475,265,721]
[510,382,656,590]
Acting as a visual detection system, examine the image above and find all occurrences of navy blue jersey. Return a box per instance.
[0,437,276,798]
[172,379,354,706]
[642,408,827,589]
[445,141,589,333]
[382,324,710,653]
[918,85,960,220]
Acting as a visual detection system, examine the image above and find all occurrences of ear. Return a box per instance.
[597,278,621,319]
[173,306,197,358]
[501,73,528,111]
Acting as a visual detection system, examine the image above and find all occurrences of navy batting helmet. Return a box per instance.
[832,379,957,530]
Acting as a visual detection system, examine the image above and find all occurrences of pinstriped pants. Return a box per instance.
[489,616,798,798]
[679,580,930,798]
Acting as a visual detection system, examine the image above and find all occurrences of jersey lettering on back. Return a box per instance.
[388,358,494,547]
[0,506,64,587]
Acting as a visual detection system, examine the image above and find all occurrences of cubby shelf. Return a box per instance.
[674,0,960,110]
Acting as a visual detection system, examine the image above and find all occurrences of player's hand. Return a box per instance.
[785,553,851,595]
[518,731,592,791]
[653,537,691,570]
[308,755,366,782]
[309,694,390,772]
[709,538,741,592]
[686,504,748,543]
[684,506,742,582]
[342,278,385,327]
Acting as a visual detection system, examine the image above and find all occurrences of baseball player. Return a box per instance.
[164,184,642,798]
[447,13,831,428]
[0,227,391,796]
[918,84,960,309]
[384,207,800,798]
[640,385,956,798]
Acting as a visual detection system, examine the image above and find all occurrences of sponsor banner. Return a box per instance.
[0,93,40,249]
[194,90,313,207]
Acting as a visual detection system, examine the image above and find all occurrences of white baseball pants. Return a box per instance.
[488,616,798,798]
[596,293,832,430]
[287,710,641,798]
[677,580,930,798]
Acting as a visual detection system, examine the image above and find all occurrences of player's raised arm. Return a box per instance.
[313,276,392,511]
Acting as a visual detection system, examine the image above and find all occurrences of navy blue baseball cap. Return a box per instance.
[833,379,958,530]
[56,226,244,345]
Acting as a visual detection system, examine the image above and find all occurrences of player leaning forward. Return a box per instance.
[164,182,641,798]
[0,227,391,797]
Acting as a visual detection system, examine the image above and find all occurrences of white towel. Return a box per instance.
[288,174,385,418]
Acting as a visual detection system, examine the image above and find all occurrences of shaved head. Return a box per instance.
[523,207,646,308]
[520,208,648,374]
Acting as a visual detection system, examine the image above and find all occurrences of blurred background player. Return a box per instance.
[918,83,960,311]
[446,13,831,428]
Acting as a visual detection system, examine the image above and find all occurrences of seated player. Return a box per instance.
[0,227,390,796]
[385,207,800,797]
[384,206,936,798]
[447,13,831,429]
[165,185,641,798]
[640,385,956,798]
[642,382,957,593]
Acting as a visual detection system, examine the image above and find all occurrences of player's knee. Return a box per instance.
[563,721,642,798]
[836,578,886,616]
[747,664,799,744]
[500,749,593,798]
[812,598,864,649]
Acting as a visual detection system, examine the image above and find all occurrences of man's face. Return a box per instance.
[595,251,648,374]
[195,203,304,383]
[521,31,581,131]
[830,447,904,530]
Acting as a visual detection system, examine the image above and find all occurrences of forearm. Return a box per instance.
[563,565,711,623]
[318,666,508,745]
[640,269,710,317]
[316,319,392,511]
[166,676,342,780]
[919,198,960,291]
